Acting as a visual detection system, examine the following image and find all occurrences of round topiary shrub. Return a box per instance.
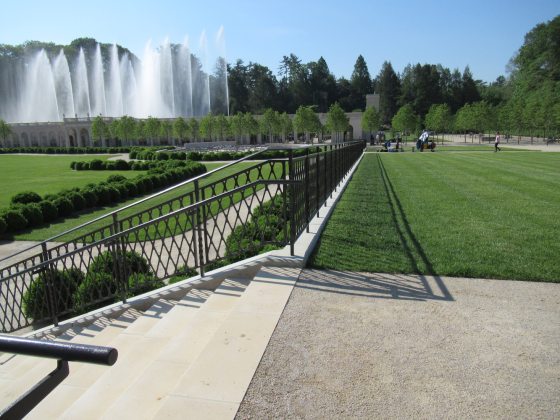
[22,268,84,320]
[89,159,104,170]
[92,186,112,206]
[106,174,127,184]
[168,265,198,284]
[122,181,138,197]
[38,200,58,222]
[15,203,44,228]
[52,197,74,217]
[73,272,117,314]
[73,250,152,314]
[114,159,130,170]
[127,273,164,297]
[1,209,28,232]
[65,191,86,212]
[106,186,121,203]
[11,191,42,205]
[81,189,98,208]
[113,183,129,200]
[156,152,169,161]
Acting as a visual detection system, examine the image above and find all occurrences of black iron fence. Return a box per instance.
[0,141,364,333]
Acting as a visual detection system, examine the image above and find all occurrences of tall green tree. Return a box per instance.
[159,120,172,144]
[91,116,107,147]
[215,114,230,141]
[229,112,245,142]
[117,116,136,146]
[173,117,188,144]
[326,102,349,143]
[260,108,281,143]
[308,57,337,112]
[144,116,161,146]
[0,119,12,147]
[391,104,419,138]
[279,112,293,143]
[293,105,321,142]
[376,61,401,123]
[361,106,381,140]
[227,60,250,114]
[199,114,216,141]
[425,104,452,142]
[349,55,372,110]
[187,118,199,142]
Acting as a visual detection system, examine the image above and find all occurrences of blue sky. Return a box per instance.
[1,0,559,83]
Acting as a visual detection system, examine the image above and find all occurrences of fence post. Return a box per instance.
[288,149,295,256]
[193,180,206,277]
[329,144,334,198]
[40,243,58,326]
[111,213,127,304]
[304,148,310,233]
[316,152,321,217]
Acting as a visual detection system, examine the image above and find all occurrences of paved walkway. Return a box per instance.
[237,270,560,419]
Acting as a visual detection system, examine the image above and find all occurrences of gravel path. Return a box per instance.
[237,270,560,419]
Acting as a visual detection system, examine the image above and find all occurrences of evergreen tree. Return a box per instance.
[376,61,401,124]
[349,55,372,110]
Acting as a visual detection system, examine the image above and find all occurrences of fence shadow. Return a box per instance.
[297,269,453,302]
[376,154,453,301]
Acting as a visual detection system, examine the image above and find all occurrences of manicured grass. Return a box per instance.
[309,152,560,282]
[11,161,282,242]
[0,155,143,208]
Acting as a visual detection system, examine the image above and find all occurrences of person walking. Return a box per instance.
[494,131,501,152]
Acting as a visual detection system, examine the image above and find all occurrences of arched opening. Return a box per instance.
[67,129,77,147]
[30,134,39,147]
[48,131,57,147]
[79,128,90,147]
[21,132,29,147]
[11,133,20,147]
[39,132,48,146]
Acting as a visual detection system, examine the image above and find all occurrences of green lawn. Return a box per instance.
[0,155,142,208]
[9,160,281,242]
[309,152,560,282]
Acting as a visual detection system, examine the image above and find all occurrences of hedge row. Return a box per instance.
[0,146,132,154]
[215,195,287,267]
[129,147,321,162]
[22,251,164,320]
[70,159,197,171]
[0,161,206,235]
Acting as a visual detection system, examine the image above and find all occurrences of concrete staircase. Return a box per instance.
[0,264,299,420]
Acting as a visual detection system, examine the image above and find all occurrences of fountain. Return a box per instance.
[0,31,228,123]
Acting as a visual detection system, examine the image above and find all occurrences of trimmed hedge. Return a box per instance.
[0,146,132,155]
[73,250,154,314]
[222,195,286,263]
[1,209,28,232]
[22,268,84,320]
[1,161,206,236]
[0,217,6,234]
[11,191,42,205]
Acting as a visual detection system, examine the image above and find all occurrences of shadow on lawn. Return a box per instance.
[376,155,453,301]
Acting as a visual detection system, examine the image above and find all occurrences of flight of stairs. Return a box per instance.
[0,264,300,419]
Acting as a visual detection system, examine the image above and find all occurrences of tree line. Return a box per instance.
[227,15,560,137]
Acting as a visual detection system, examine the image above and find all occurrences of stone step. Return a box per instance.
[0,308,143,410]
[101,278,250,419]
[27,280,246,419]
[152,266,298,419]
[13,308,143,419]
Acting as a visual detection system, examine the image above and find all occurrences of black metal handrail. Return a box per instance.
[0,335,117,419]
[0,335,118,366]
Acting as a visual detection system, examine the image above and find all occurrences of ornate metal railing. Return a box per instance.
[0,141,364,333]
